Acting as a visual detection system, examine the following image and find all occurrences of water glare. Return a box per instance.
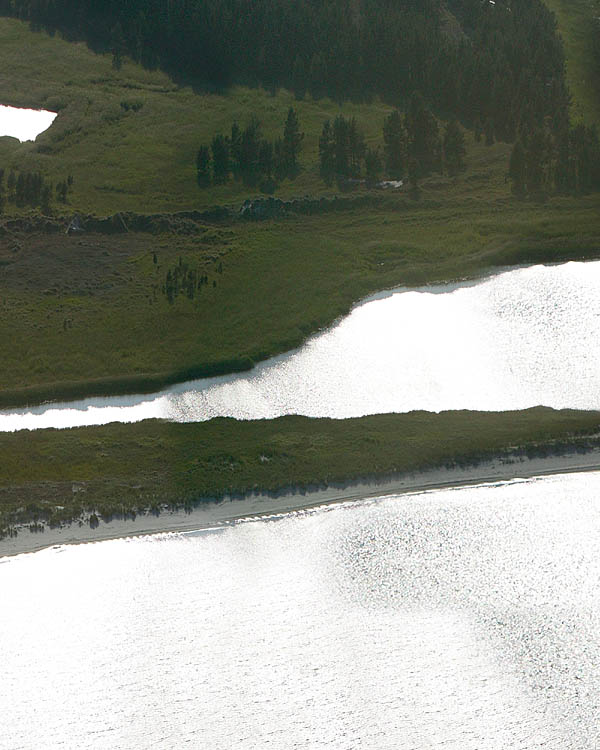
[2,472,600,748]
[1,260,599,430]
[0,104,57,141]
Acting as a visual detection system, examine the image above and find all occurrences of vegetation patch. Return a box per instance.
[1,407,599,539]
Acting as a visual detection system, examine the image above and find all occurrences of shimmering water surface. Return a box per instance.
[0,104,56,141]
[2,472,600,749]
[2,260,599,431]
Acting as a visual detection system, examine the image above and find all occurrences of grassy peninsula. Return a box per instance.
[2,408,600,538]
[1,0,600,540]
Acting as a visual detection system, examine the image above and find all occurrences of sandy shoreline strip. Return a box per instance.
[3,449,600,558]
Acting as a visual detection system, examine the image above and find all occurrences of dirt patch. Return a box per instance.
[0,231,152,296]
[0,228,232,297]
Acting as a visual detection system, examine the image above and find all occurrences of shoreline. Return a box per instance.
[3,254,599,413]
[3,448,600,558]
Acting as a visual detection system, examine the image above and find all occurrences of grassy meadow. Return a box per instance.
[543,0,600,125]
[1,191,599,407]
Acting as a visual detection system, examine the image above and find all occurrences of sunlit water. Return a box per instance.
[2,471,600,748]
[2,260,600,431]
[0,104,56,141]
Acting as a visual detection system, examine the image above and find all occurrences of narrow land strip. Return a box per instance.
[2,408,600,555]
[3,448,600,558]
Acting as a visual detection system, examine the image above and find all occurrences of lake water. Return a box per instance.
[2,471,600,749]
[0,104,56,141]
[2,260,599,431]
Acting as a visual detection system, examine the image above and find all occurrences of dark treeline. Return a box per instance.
[319,96,466,188]
[509,123,600,196]
[197,108,303,190]
[1,0,568,139]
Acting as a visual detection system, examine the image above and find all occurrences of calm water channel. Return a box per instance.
[1,259,599,431]
[2,471,600,749]
[0,104,56,141]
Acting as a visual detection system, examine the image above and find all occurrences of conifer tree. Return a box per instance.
[239,118,262,184]
[484,117,495,146]
[196,146,211,186]
[525,128,547,194]
[443,120,466,176]
[333,115,350,179]
[15,173,25,207]
[56,180,68,203]
[111,21,126,70]
[365,148,382,186]
[211,134,230,183]
[7,170,15,203]
[281,108,304,177]
[291,56,307,100]
[319,120,335,186]
[408,158,420,199]
[258,139,274,177]
[40,184,52,215]
[406,93,440,176]
[347,118,366,177]
[508,140,527,195]
[383,110,408,178]
[229,121,242,177]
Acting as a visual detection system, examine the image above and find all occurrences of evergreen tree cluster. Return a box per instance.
[163,256,222,304]
[318,115,366,186]
[197,108,303,190]
[320,98,466,187]
[509,123,600,197]
[0,168,67,213]
[2,0,568,138]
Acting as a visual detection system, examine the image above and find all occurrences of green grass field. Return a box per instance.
[543,0,600,125]
[2,408,599,534]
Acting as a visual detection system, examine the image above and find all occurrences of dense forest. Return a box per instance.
[1,0,569,140]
